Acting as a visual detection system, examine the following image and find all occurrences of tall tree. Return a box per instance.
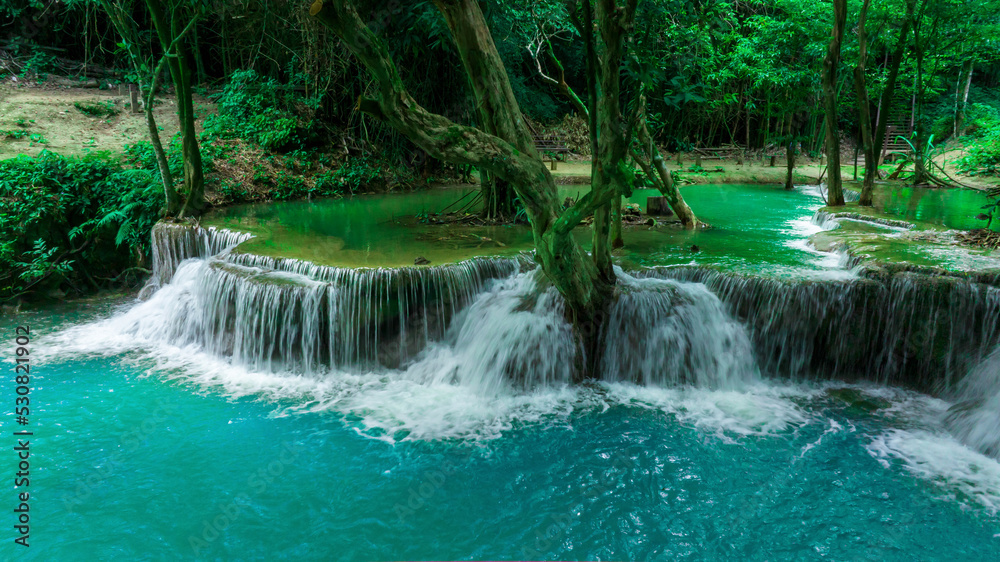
[145,0,206,217]
[822,0,848,206]
[311,0,617,376]
[853,0,876,204]
[97,0,180,215]
[865,1,914,205]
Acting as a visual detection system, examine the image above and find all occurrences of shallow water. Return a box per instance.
[205,184,846,277]
[871,185,988,230]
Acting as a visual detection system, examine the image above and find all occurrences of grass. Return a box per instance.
[74,100,120,118]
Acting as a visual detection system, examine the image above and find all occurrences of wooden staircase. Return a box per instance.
[879,92,914,162]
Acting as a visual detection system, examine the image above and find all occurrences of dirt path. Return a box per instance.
[0,82,212,159]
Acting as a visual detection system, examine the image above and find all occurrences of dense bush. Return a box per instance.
[958,128,1000,177]
[202,69,322,151]
[0,153,161,301]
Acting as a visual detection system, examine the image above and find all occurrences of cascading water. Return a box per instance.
[946,348,1000,459]
[59,222,1000,450]
[638,266,1000,391]
[602,271,757,388]
[145,222,253,291]
[110,223,1000,394]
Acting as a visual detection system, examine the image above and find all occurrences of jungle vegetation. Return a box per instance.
[2,0,1000,371]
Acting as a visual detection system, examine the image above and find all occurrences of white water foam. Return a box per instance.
[867,429,1000,515]
[945,347,1000,460]
[600,381,816,442]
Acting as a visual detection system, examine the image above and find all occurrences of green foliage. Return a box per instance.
[74,100,121,118]
[0,153,160,301]
[202,69,320,151]
[15,239,74,282]
[0,129,30,140]
[958,126,1000,176]
[20,49,58,78]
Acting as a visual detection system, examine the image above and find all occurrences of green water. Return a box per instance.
[870,185,989,230]
[205,184,841,277]
[4,305,1000,560]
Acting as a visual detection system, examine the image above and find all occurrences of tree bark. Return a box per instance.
[955,59,974,138]
[634,94,697,226]
[785,141,795,190]
[822,0,848,206]
[146,0,206,217]
[433,0,528,221]
[854,0,876,205]
[591,0,639,283]
[98,0,179,215]
[312,0,615,376]
[910,0,931,186]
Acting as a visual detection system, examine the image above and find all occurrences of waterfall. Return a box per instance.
[128,223,525,371]
[145,222,253,292]
[946,348,1000,460]
[638,266,1000,391]
[117,222,1000,398]
[601,272,757,388]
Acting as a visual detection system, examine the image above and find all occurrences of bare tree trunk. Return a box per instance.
[822,0,848,206]
[854,0,876,205]
[785,142,796,190]
[98,0,180,215]
[910,1,931,186]
[871,6,913,185]
[634,94,698,226]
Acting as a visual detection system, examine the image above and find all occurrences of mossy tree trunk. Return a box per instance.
[432,0,527,222]
[632,93,698,226]
[535,5,698,233]
[822,0,847,206]
[853,0,876,204]
[312,0,616,377]
[146,0,206,218]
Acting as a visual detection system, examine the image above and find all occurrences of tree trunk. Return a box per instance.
[313,0,615,378]
[910,1,931,186]
[955,59,974,138]
[146,0,206,217]
[785,141,795,190]
[611,193,624,249]
[871,7,913,183]
[173,19,206,217]
[822,0,847,206]
[433,0,527,221]
[854,0,876,206]
[98,0,180,215]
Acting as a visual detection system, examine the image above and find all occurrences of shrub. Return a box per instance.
[958,127,1000,177]
[202,69,320,152]
[74,100,121,118]
[0,153,161,301]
